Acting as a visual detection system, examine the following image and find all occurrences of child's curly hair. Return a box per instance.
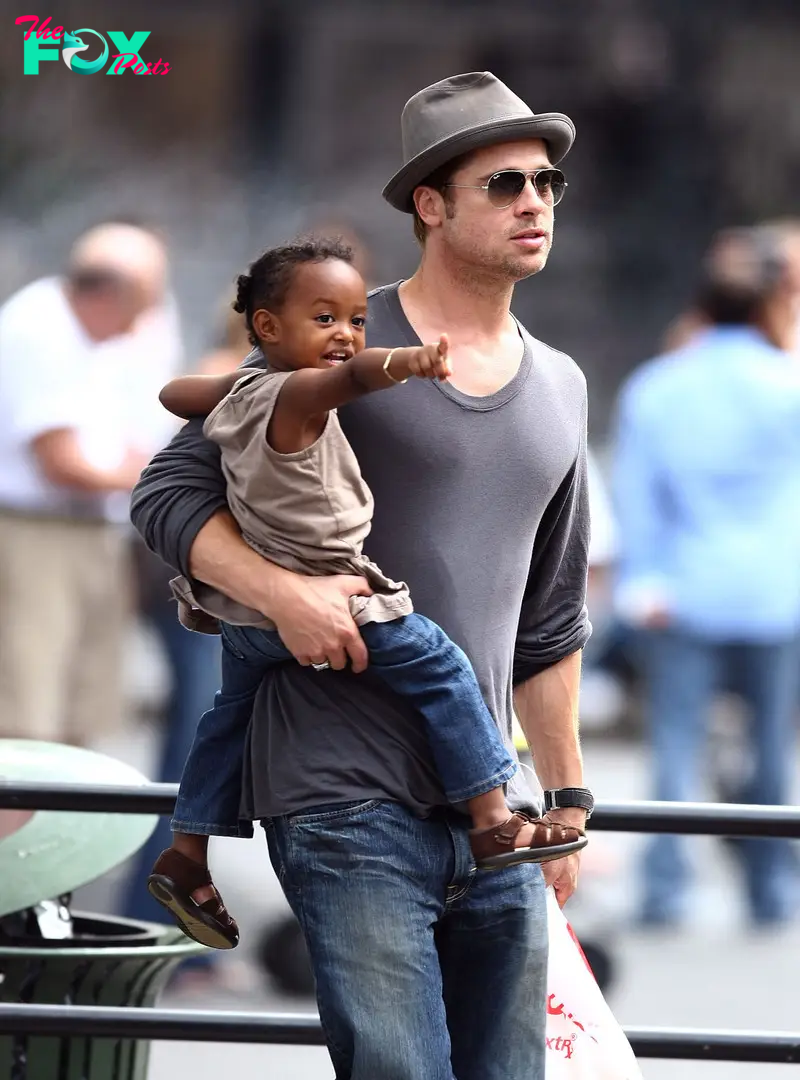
[232,236,355,346]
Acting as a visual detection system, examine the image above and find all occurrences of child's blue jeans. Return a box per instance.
[171,613,517,837]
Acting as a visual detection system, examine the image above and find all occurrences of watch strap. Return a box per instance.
[543,787,594,817]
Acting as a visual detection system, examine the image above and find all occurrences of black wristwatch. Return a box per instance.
[543,787,595,819]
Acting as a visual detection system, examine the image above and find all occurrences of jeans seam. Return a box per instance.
[263,820,287,888]
[170,818,250,838]
[286,799,383,828]
[444,881,473,906]
[444,813,478,902]
[283,825,349,1061]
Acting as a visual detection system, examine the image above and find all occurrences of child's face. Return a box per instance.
[255,259,367,370]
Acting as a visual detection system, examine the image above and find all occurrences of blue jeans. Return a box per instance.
[266,799,548,1080]
[172,614,517,836]
[638,628,800,923]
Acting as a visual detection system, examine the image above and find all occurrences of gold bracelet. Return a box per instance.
[383,350,408,385]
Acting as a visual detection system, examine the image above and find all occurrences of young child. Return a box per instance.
[148,237,587,949]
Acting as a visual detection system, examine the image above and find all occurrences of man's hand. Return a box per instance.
[187,510,373,672]
[269,573,373,673]
[541,808,586,907]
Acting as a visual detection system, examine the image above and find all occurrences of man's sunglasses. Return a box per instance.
[444,168,567,209]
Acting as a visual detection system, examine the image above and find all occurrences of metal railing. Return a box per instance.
[4,780,800,837]
[1,780,799,1064]
[0,1004,798,1063]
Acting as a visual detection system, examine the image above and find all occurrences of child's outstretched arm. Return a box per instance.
[270,337,451,452]
[159,371,250,419]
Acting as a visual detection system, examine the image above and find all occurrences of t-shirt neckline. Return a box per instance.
[377,282,532,412]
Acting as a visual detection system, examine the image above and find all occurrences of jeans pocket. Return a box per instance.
[287,799,383,828]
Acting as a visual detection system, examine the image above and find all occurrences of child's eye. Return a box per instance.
[315,314,334,325]
[352,316,366,329]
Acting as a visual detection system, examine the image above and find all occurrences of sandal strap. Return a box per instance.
[542,813,586,840]
[489,812,531,847]
[152,848,213,893]
[469,813,584,861]
[198,891,237,929]
[528,817,584,847]
[469,812,530,860]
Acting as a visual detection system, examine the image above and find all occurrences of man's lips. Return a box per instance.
[510,230,548,248]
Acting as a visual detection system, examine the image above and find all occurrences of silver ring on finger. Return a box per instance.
[311,660,331,672]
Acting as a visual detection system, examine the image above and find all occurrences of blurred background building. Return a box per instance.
[0,0,798,431]
[2,3,800,1076]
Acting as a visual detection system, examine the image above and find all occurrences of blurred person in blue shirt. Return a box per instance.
[613,227,800,927]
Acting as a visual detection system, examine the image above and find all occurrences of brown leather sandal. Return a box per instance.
[470,811,587,871]
[147,848,239,950]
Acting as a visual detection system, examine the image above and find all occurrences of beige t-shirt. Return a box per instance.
[170,368,413,633]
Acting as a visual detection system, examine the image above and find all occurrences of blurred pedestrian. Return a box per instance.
[613,226,800,926]
[660,219,800,353]
[0,223,165,745]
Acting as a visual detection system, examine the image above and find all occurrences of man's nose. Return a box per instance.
[515,176,549,214]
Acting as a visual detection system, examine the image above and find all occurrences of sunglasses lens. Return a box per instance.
[486,171,527,207]
[486,170,567,207]
[536,169,566,205]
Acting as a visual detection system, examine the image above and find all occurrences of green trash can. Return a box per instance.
[0,912,203,1079]
[0,740,206,1079]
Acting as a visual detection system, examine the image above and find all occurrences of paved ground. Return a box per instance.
[79,694,800,1080]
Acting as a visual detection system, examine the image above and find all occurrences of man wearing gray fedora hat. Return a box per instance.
[132,71,591,1079]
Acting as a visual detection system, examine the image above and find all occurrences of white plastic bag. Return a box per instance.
[545,890,643,1079]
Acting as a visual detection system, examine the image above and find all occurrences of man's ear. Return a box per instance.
[252,308,280,344]
[414,185,447,231]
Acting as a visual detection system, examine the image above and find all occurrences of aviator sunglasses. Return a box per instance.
[444,168,567,209]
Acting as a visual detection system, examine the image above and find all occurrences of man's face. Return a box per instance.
[69,274,156,342]
[429,138,558,282]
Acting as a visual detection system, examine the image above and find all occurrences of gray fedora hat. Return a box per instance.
[383,71,575,214]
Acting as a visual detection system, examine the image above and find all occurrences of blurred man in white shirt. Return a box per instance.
[0,223,169,744]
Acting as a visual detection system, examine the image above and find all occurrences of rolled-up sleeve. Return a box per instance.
[131,351,268,575]
[513,401,592,685]
[130,417,228,577]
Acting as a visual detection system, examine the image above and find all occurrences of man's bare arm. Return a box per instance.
[514,650,584,795]
[188,509,372,672]
[131,383,373,672]
[514,650,585,906]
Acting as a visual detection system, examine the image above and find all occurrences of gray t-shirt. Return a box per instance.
[131,282,591,818]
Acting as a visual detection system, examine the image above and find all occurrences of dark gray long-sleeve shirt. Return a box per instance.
[131,283,591,817]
